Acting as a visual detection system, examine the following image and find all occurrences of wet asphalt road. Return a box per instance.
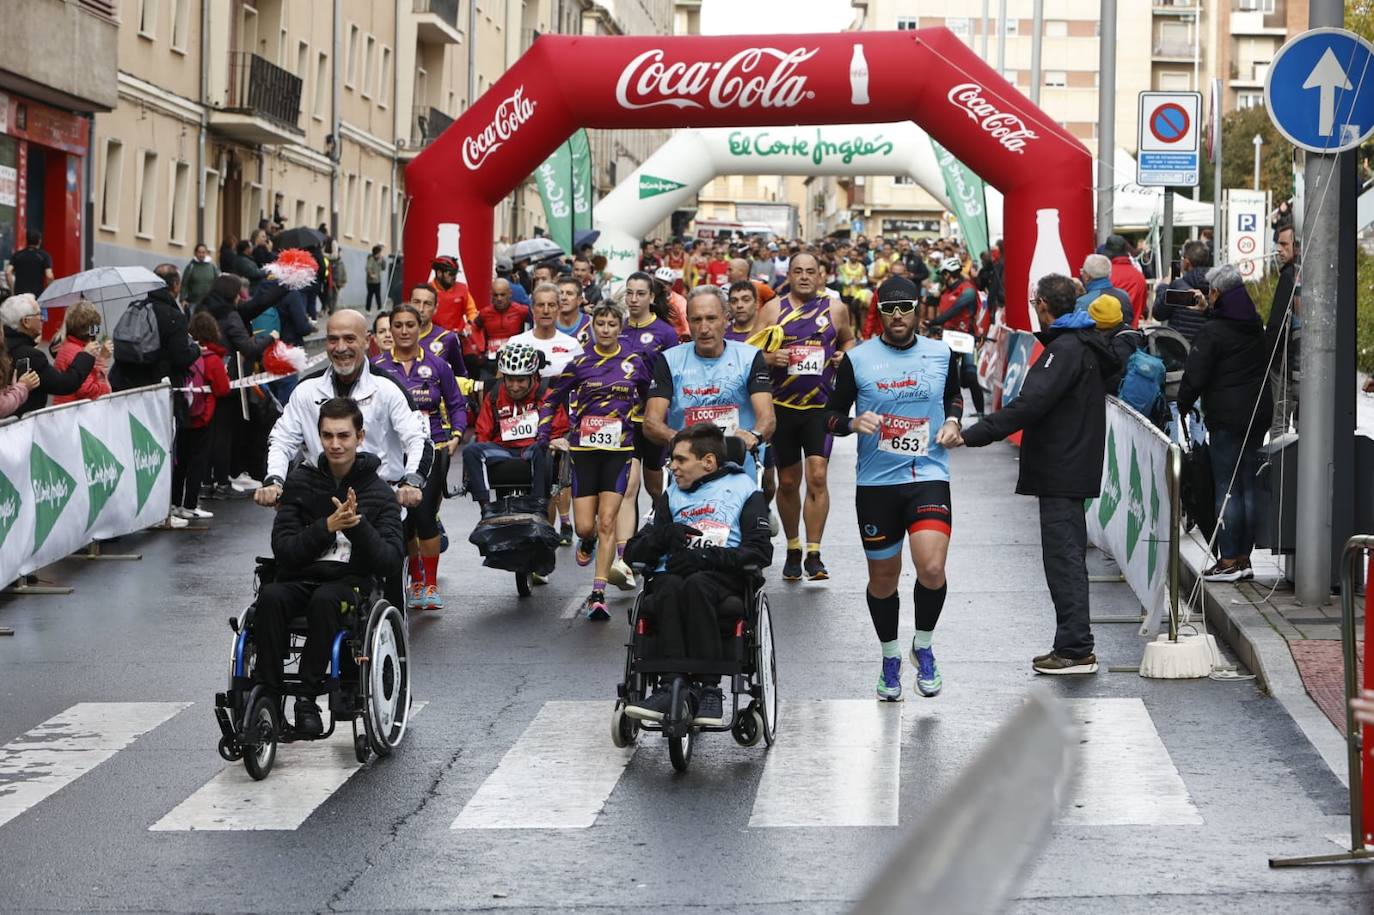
[1,436,1371,914]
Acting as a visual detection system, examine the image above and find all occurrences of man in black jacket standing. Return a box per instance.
[252,397,405,736]
[1265,223,1300,436]
[1151,240,1211,341]
[109,264,201,392]
[953,274,1118,675]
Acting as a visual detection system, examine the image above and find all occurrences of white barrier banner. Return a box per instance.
[0,385,173,586]
[1085,397,1171,634]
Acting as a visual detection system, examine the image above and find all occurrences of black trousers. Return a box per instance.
[208,394,239,485]
[365,282,382,310]
[171,425,211,509]
[1038,496,1094,659]
[252,579,360,696]
[642,570,740,665]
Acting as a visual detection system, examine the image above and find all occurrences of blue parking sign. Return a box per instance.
[1265,28,1374,154]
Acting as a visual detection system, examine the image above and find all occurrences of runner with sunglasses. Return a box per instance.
[825,275,964,701]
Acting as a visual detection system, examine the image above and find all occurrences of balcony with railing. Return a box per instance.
[210,52,304,146]
[1229,59,1271,86]
[1230,9,1287,35]
[401,105,454,155]
[414,0,463,44]
[1152,38,1199,60]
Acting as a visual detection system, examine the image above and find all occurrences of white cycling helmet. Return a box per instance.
[939,258,963,275]
[653,266,677,285]
[497,341,541,377]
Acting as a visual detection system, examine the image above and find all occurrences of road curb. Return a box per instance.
[1181,550,1353,786]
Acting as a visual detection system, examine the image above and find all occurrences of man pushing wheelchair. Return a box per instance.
[622,423,772,727]
[253,397,405,735]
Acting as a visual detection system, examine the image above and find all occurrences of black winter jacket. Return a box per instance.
[961,325,1120,500]
[3,324,96,417]
[1265,260,1299,372]
[271,451,405,583]
[1151,267,1209,341]
[109,287,201,391]
[624,467,773,575]
[1176,313,1273,441]
[198,286,285,375]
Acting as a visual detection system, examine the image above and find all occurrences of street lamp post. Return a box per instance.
[1253,134,1264,190]
[1096,0,1117,244]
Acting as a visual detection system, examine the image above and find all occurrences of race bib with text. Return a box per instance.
[683,404,741,435]
[877,414,929,456]
[787,345,825,376]
[579,415,623,449]
[500,410,538,442]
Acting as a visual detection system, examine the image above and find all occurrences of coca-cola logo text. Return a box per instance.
[616,47,817,111]
[462,87,536,171]
[946,83,1039,154]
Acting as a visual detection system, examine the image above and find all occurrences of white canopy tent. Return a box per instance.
[1107,148,1214,229]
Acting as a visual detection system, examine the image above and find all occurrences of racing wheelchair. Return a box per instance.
[213,557,413,780]
[609,438,778,773]
[465,446,570,597]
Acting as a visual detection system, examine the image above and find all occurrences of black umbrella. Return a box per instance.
[276,226,326,250]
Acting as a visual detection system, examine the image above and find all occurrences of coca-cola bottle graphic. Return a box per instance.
[850,45,870,106]
[431,222,471,332]
[1026,208,1071,331]
[432,222,469,286]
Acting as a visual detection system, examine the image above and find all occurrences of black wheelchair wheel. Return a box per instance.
[242,693,278,781]
[754,593,778,747]
[361,600,412,757]
[354,733,371,765]
[515,571,532,597]
[217,735,242,762]
[610,701,639,749]
[667,694,694,773]
[731,707,763,747]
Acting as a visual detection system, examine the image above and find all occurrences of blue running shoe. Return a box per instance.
[876,656,902,701]
[912,645,942,697]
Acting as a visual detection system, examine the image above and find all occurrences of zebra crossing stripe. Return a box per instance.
[452,701,635,829]
[151,702,426,832]
[749,700,902,828]
[1058,698,1202,826]
[0,702,189,829]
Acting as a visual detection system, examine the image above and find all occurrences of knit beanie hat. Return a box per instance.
[1087,294,1123,330]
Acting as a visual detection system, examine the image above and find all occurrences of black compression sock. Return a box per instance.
[914,580,948,632]
[866,589,900,643]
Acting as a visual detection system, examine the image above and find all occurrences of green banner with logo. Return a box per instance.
[930,140,990,261]
[534,129,593,254]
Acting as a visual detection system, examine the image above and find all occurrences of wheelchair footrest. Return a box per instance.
[635,658,741,676]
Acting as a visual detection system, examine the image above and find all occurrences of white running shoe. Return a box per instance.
[608,557,637,591]
[158,514,189,529]
[183,506,214,520]
[230,473,262,492]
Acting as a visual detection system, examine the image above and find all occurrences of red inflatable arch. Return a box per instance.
[404,29,1093,331]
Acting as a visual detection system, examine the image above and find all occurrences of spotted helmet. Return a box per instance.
[497,341,541,377]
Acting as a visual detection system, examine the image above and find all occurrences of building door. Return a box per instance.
[221,152,243,246]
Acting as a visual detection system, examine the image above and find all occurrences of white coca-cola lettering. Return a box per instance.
[461,87,537,171]
[946,83,1039,154]
[615,47,818,111]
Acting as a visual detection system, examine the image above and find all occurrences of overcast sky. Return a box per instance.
[699,0,857,34]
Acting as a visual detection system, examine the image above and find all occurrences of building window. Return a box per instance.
[946,17,970,38]
[1004,18,1018,35]
[296,41,309,77]
[315,204,327,233]
[203,169,220,245]
[346,24,359,89]
[168,160,190,245]
[363,35,377,98]
[362,178,374,242]
[294,199,307,228]
[1238,0,1276,11]
[135,151,159,239]
[379,47,392,109]
[1237,91,1264,109]
[1045,19,1068,37]
[894,175,917,186]
[99,139,123,231]
[1045,70,1067,87]
[1158,70,1192,91]
[278,27,289,68]
[138,0,157,39]
[379,184,391,243]
[314,51,329,120]
[344,173,357,238]
[170,0,189,52]
[896,17,918,30]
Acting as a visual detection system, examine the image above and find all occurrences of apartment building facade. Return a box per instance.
[83,0,671,306]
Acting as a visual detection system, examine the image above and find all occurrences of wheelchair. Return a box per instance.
[611,566,778,773]
[213,557,413,780]
[463,445,569,597]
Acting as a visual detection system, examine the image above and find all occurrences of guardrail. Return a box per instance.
[1270,534,1374,867]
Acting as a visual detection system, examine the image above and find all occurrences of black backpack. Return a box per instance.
[112,298,162,364]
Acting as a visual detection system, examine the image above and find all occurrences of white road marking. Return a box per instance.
[1059,698,1202,826]
[749,700,902,828]
[151,702,426,831]
[0,702,189,829]
[452,701,635,829]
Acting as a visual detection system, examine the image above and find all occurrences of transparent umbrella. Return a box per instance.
[37,265,165,327]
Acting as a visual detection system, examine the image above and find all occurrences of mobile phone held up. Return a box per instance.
[14,357,30,379]
[1164,288,1198,308]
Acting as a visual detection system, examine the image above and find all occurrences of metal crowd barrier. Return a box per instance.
[1270,534,1374,868]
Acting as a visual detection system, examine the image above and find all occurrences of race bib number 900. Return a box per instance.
[500,411,538,442]
[683,404,740,435]
[877,414,929,456]
[786,345,826,376]
[579,415,623,449]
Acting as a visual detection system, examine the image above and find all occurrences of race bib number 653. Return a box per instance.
[877,414,929,456]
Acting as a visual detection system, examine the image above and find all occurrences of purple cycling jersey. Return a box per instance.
[539,344,650,451]
[373,347,466,443]
[419,324,467,381]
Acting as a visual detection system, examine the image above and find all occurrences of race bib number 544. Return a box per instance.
[877,414,929,456]
[787,345,825,376]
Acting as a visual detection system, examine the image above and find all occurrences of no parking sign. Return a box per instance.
[1137,91,1201,187]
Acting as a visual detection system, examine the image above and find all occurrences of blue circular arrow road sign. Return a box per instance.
[1265,27,1374,154]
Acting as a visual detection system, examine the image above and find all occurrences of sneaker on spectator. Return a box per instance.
[230,473,262,492]
[213,483,234,500]
[157,514,189,530]
[174,506,214,520]
[199,484,216,501]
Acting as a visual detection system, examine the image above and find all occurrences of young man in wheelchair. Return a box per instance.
[622,423,772,726]
[253,397,406,736]
[463,341,568,516]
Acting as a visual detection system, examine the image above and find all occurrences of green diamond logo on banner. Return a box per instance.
[129,414,166,513]
[80,427,124,529]
[1096,428,1121,528]
[30,444,76,552]
[639,174,687,199]
[1126,444,1145,561]
[0,469,19,550]
[1147,454,1161,582]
